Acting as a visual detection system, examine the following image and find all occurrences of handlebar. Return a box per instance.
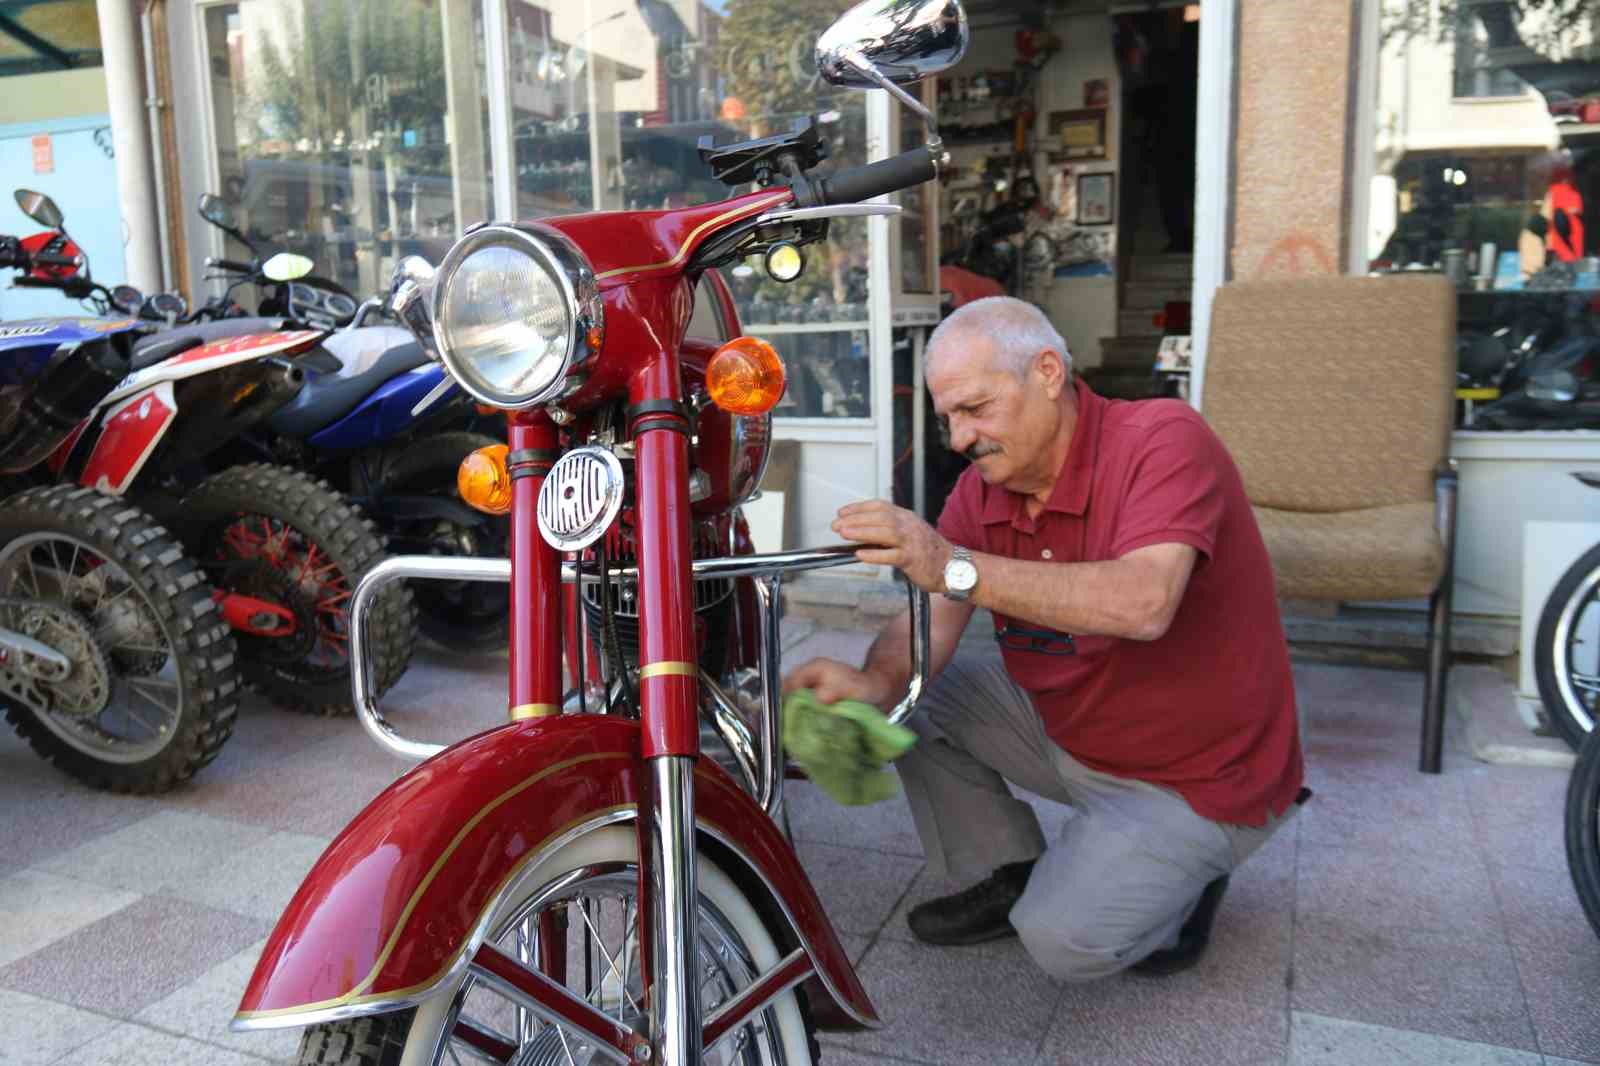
[207,256,256,274]
[814,145,941,206]
[32,252,80,268]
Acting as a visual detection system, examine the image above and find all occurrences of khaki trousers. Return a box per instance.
[895,643,1295,981]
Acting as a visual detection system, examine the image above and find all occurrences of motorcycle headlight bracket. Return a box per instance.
[430,224,603,410]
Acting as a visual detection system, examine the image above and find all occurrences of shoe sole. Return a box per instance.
[908,924,1019,947]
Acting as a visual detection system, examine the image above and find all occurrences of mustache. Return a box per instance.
[964,442,1001,461]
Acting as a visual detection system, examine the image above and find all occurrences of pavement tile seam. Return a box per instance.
[1477,852,1556,1060]
[813,1035,949,1066]
[104,1020,285,1066]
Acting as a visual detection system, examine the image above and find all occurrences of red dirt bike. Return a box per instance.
[232,2,964,1063]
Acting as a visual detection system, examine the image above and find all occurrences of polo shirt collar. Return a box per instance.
[980,377,1103,525]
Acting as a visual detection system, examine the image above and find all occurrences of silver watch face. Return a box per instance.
[945,557,978,593]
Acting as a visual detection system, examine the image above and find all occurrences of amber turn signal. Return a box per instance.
[457,444,513,515]
[706,336,785,415]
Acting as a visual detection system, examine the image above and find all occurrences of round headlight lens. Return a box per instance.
[434,230,576,408]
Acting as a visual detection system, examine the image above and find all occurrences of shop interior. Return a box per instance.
[893,0,1202,521]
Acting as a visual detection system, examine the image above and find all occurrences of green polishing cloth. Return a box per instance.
[782,689,918,806]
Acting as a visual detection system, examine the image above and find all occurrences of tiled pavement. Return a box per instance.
[0,631,1596,1066]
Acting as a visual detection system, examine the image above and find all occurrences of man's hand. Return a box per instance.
[832,499,953,593]
[782,657,894,709]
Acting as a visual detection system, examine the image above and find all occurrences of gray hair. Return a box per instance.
[927,295,1072,380]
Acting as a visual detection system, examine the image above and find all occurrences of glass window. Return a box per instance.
[204,0,497,299]
[205,0,873,419]
[1372,4,1600,432]
[1452,14,1525,99]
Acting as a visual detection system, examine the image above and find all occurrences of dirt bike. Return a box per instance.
[230,2,963,1063]
[0,213,241,791]
[1534,472,1600,748]
[6,190,418,716]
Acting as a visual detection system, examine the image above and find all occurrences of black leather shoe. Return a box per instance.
[1131,875,1229,976]
[907,859,1035,946]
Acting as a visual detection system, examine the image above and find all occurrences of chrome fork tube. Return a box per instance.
[752,575,785,821]
[645,755,699,1066]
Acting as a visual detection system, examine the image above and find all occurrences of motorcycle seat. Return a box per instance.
[267,340,431,438]
[128,318,292,371]
[129,333,204,370]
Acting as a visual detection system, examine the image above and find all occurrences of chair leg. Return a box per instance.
[1419,586,1451,773]
[1419,461,1460,774]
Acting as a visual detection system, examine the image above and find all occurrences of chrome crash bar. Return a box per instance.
[348,547,931,817]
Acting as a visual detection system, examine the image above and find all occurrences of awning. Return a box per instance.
[0,0,101,77]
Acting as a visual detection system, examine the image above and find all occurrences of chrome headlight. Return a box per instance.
[430,225,603,409]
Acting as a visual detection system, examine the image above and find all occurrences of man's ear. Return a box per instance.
[1033,349,1067,399]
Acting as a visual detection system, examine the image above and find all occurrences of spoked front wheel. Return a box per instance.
[1535,541,1600,749]
[295,827,816,1066]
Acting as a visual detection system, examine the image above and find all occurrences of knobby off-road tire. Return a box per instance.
[294,827,818,1066]
[377,431,510,652]
[182,463,417,715]
[1534,541,1600,749]
[0,486,239,792]
[1564,729,1600,941]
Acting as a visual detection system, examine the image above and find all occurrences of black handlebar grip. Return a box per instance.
[33,252,79,268]
[214,257,255,274]
[0,237,20,270]
[817,147,939,206]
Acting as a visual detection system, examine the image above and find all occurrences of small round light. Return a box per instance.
[765,243,805,283]
[457,444,513,515]
[707,336,785,416]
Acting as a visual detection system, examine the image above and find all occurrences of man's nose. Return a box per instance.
[947,415,975,454]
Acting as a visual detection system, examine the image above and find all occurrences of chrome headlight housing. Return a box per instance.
[430,225,603,409]
[730,411,773,505]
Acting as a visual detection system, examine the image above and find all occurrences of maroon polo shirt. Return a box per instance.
[936,378,1303,827]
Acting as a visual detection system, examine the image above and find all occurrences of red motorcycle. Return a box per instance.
[232,2,964,1063]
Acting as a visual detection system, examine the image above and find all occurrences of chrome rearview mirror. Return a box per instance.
[816,0,967,136]
[387,256,440,360]
[14,188,63,229]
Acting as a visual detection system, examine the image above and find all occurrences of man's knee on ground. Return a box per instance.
[1010,902,1145,983]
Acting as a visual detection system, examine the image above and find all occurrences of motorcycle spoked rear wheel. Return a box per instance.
[182,463,417,716]
[294,827,818,1066]
[0,486,239,792]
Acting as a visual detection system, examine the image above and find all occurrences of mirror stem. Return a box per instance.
[837,46,942,144]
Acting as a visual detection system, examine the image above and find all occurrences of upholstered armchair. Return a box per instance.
[1202,275,1459,773]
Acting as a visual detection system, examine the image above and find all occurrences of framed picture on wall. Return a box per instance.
[1076,173,1115,225]
[1048,109,1107,159]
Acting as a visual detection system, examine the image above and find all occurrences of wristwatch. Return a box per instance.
[942,546,978,601]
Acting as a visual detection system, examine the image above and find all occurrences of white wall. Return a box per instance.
[1375,31,1555,163]
[0,68,109,126]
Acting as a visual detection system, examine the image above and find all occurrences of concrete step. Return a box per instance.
[1119,308,1165,337]
[1098,335,1160,369]
[1128,254,1194,283]
[1122,282,1192,311]
[1082,367,1159,400]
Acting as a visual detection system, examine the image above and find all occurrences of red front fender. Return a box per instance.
[233,714,878,1031]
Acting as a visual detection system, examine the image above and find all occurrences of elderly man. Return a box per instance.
[783,296,1304,980]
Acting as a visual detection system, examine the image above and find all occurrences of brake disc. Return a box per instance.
[6,604,111,717]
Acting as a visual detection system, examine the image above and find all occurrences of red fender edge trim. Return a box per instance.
[232,714,878,1031]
